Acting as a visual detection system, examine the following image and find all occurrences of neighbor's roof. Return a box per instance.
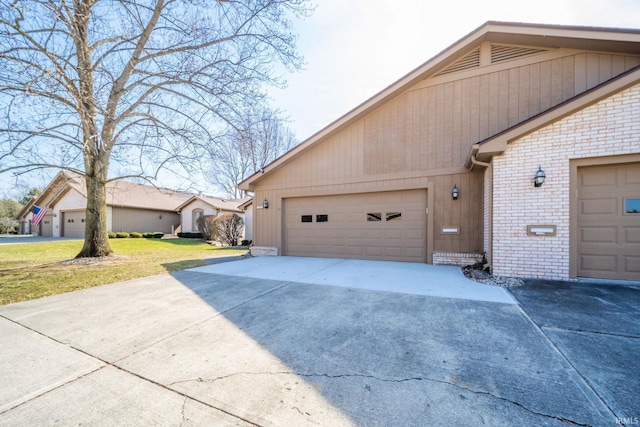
[175,195,249,213]
[23,171,194,215]
[238,21,640,191]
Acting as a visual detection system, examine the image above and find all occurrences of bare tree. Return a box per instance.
[0,0,311,257]
[208,106,297,198]
[213,212,243,246]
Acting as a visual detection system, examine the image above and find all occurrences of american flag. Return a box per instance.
[32,205,47,227]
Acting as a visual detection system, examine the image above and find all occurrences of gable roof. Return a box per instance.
[21,171,194,216]
[238,21,640,191]
[466,65,640,167]
[175,195,248,213]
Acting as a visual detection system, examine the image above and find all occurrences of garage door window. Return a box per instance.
[316,215,328,223]
[386,212,402,222]
[625,198,640,214]
[301,215,312,222]
[367,213,382,222]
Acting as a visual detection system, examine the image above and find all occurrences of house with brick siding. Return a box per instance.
[238,22,640,281]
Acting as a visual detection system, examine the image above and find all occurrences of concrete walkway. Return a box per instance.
[191,256,516,304]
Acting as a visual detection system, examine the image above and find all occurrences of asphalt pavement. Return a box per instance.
[0,257,636,426]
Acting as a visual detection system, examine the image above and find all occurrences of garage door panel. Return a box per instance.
[580,226,617,244]
[624,168,640,184]
[580,198,617,215]
[580,168,616,187]
[577,162,640,280]
[284,190,427,262]
[580,254,616,272]
[625,227,640,243]
[365,247,383,257]
[625,257,640,273]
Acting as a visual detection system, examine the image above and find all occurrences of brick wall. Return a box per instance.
[492,83,640,280]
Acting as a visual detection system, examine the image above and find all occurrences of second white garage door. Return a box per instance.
[62,211,86,238]
[284,190,427,263]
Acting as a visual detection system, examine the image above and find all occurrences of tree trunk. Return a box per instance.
[76,163,112,258]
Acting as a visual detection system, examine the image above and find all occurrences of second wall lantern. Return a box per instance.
[452,184,459,200]
[533,166,546,187]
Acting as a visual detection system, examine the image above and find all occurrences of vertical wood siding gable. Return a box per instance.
[256,51,639,189]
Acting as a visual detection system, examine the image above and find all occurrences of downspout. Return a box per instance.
[470,154,491,169]
[469,153,493,272]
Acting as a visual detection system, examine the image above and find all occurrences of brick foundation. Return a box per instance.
[250,246,279,256]
[433,252,483,267]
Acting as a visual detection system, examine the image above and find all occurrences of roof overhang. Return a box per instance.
[238,198,253,210]
[238,21,640,190]
[18,171,73,218]
[465,65,640,168]
[175,195,243,213]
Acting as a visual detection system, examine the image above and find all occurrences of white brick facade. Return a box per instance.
[491,83,640,279]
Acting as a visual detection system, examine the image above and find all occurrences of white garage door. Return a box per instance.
[284,190,427,263]
[40,215,53,237]
[62,211,86,238]
[577,162,640,280]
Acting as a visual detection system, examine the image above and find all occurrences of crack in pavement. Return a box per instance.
[112,280,291,365]
[179,397,187,427]
[169,370,591,426]
[539,324,640,339]
[0,315,259,426]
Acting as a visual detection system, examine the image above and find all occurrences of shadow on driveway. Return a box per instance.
[0,260,634,426]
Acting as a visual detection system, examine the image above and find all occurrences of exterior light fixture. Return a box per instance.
[452,184,459,200]
[533,166,546,188]
[262,198,269,209]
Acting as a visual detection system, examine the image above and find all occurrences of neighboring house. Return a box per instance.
[17,171,193,237]
[238,22,640,281]
[176,195,251,240]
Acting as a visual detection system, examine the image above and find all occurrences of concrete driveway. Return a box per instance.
[0,257,635,426]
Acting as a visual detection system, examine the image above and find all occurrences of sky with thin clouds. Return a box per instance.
[272,0,640,141]
[2,0,640,197]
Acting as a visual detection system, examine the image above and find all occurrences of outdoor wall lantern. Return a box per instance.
[452,184,459,200]
[533,166,546,188]
[262,198,269,209]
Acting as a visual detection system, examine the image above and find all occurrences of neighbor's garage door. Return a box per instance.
[284,189,427,262]
[62,211,86,238]
[577,162,640,280]
[40,215,53,237]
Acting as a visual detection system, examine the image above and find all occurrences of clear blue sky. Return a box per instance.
[2,0,640,199]
[271,0,640,141]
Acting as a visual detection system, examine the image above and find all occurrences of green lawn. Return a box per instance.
[0,238,247,305]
